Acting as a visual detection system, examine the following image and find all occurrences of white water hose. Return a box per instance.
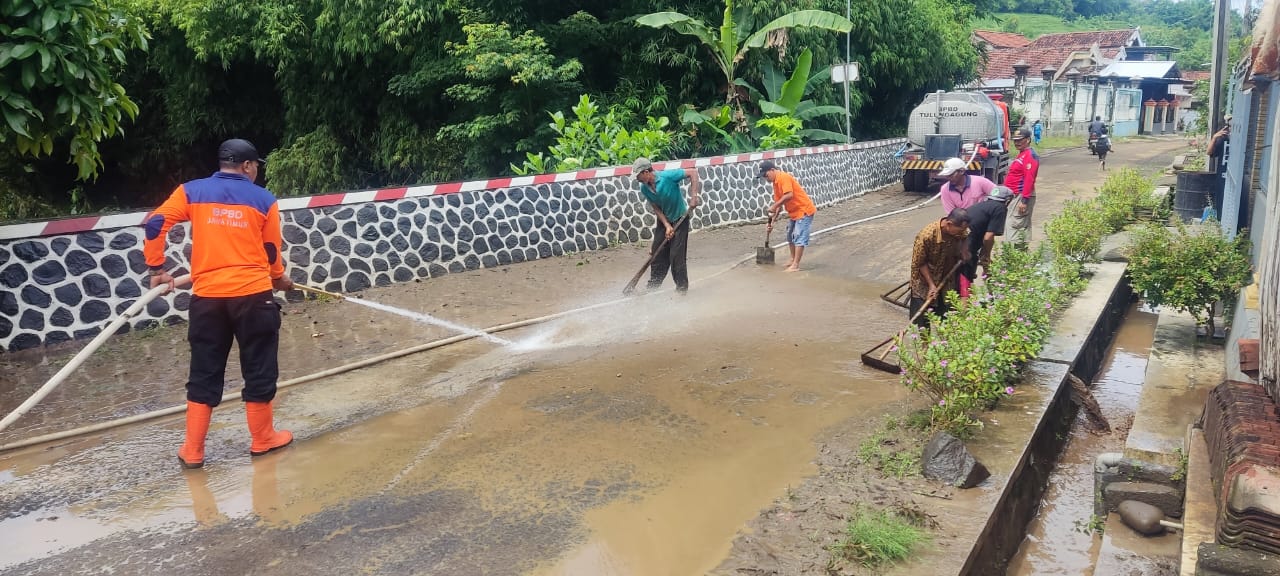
[0,274,193,435]
[0,191,939,453]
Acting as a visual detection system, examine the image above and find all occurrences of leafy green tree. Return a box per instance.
[637,0,852,131]
[1,0,149,180]
[440,22,584,175]
[511,95,672,175]
[844,0,980,136]
[1142,25,1212,70]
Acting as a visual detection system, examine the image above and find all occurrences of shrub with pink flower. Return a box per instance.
[895,244,1082,438]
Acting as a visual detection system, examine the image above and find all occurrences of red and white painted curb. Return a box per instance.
[0,139,905,241]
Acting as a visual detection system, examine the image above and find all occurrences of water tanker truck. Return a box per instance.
[899,91,1011,193]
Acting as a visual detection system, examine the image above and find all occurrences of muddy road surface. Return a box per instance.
[0,137,1187,575]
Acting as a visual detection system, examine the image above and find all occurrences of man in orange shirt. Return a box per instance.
[760,160,817,272]
[145,139,295,468]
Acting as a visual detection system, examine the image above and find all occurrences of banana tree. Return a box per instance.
[637,0,852,132]
[678,104,755,154]
[736,48,850,143]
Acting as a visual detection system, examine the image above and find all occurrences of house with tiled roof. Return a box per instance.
[970,27,1199,137]
[976,28,1144,87]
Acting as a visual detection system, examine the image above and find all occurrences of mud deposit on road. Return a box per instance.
[0,137,1189,576]
[0,270,910,576]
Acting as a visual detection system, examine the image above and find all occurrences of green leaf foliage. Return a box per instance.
[1,0,982,218]
[1128,222,1252,336]
[638,1,852,131]
[0,0,149,180]
[511,95,672,175]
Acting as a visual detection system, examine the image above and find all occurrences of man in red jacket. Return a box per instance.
[145,139,295,468]
[1005,128,1040,247]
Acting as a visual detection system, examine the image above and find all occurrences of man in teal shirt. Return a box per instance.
[632,157,701,293]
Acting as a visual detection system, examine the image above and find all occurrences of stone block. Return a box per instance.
[922,431,990,489]
[1196,542,1280,576]
[1104,481,1184,519]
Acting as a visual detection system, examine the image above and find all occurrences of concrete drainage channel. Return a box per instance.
[962,240,1207,575]
[957,254,1135,575]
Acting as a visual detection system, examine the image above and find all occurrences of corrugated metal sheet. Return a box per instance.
[1097,60,1178,79]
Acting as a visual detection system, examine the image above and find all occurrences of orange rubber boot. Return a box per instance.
[245,401,293,456]
[178,401,213,469]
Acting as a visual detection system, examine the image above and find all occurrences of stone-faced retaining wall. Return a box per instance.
[0,140,905,352]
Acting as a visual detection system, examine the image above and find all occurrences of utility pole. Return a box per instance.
[844,0,852,142]
[1208,0,1230,136]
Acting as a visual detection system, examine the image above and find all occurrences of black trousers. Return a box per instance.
[907,295,951,328]
[647,217,690,292]
[187,290,282,407]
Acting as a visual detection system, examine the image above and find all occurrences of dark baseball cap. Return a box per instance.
[218,139,265,164]
[1013,128,1032,141]
[758,160,777,177]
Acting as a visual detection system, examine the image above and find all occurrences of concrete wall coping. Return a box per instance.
[0,139,908,241]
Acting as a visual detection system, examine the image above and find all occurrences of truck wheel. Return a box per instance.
[902,171,915,192]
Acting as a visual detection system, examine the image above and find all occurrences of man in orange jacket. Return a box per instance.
[144,139,295,468]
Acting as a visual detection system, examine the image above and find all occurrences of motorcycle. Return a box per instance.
[1087,133,1100,156]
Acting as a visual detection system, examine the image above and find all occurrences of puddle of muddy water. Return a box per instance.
[1005,303,1158,576]
[0,270,914,576]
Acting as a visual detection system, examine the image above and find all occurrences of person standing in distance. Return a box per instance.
[632,157,701,293]
[1005,127,1041,247]
[145,139,295,469]
[760,160,817,272]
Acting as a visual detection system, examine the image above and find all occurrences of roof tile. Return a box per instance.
[973,30,1031,48]
[1026,29,1136,49]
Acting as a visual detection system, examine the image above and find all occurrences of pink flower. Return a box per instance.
[1005,386,1015,394]
[989,367,997,374]
[938,400,946,406]
[1045,303,1052,309]
[940,359,949,367]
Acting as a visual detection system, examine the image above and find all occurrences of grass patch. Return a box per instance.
[1033,135,1087,151]
[857,416,923,478]
[971,12,1131,38]
[828,505,930,568]
[1171,447,1188,482]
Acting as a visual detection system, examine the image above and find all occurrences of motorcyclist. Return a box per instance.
[1088,116,1106,137]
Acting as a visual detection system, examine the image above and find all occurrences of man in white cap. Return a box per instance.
[937,157,996,214]
[632,157,701,293]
